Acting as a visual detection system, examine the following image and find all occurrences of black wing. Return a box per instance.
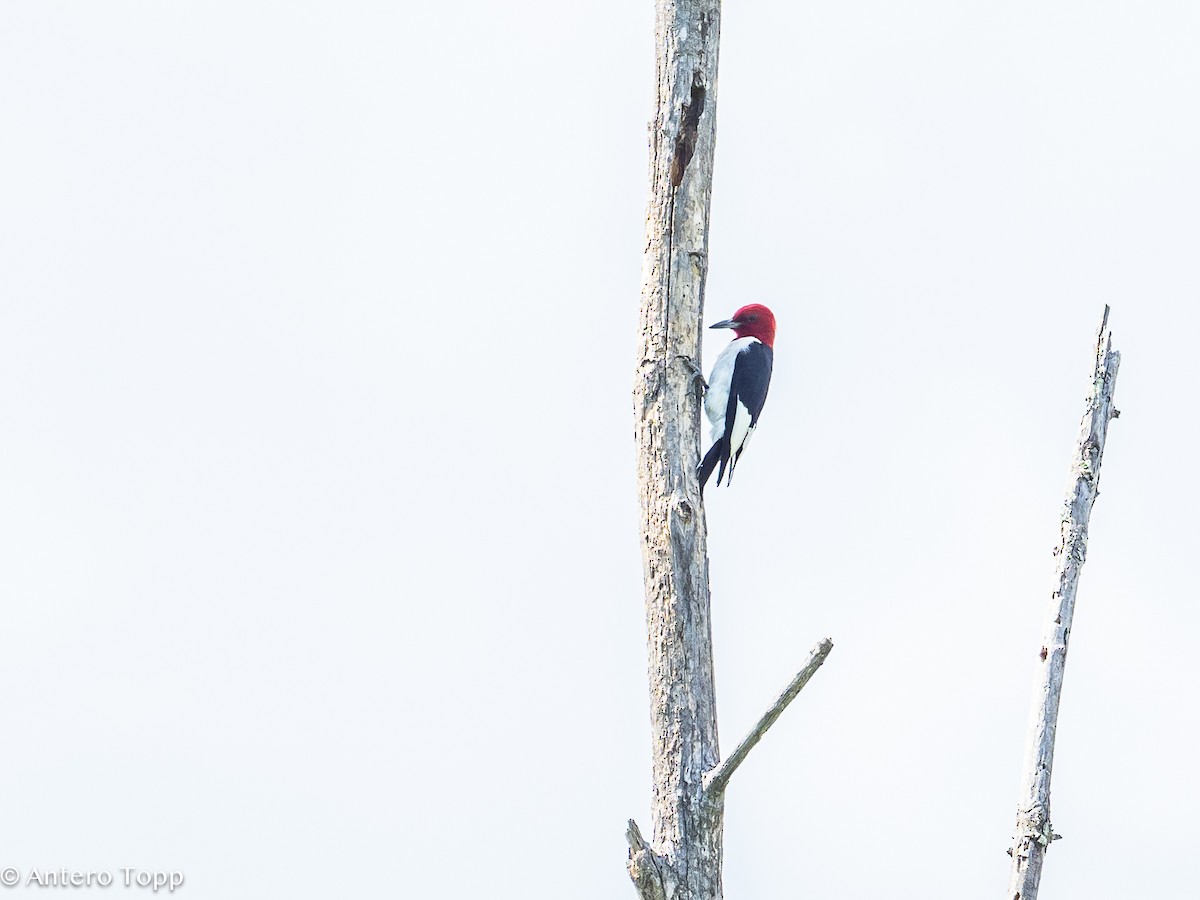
[720,342,773,485]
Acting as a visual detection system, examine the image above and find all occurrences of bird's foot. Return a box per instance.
[676,355,707,393]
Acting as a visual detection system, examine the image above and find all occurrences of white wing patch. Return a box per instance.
[727,399,755,467]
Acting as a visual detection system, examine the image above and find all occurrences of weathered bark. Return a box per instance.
[628,3,834,897]
[1007,307,1122,900]
[629,0,722,897]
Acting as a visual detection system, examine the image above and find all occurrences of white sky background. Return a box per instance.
[1,2,1197,898]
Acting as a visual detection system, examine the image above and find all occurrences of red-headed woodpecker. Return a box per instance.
[699,303,776,491]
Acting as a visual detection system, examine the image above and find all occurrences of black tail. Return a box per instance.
[698,441,727,494]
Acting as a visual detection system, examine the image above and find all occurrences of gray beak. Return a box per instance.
[709,318,739,330]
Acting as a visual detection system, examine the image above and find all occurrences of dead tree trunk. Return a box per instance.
[628,2,723,897]
[627,4,831,897]
[1007,307,1122,900]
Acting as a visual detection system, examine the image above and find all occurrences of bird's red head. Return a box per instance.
[710,304,776,347]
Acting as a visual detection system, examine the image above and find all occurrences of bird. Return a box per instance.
[698,303,776,491]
